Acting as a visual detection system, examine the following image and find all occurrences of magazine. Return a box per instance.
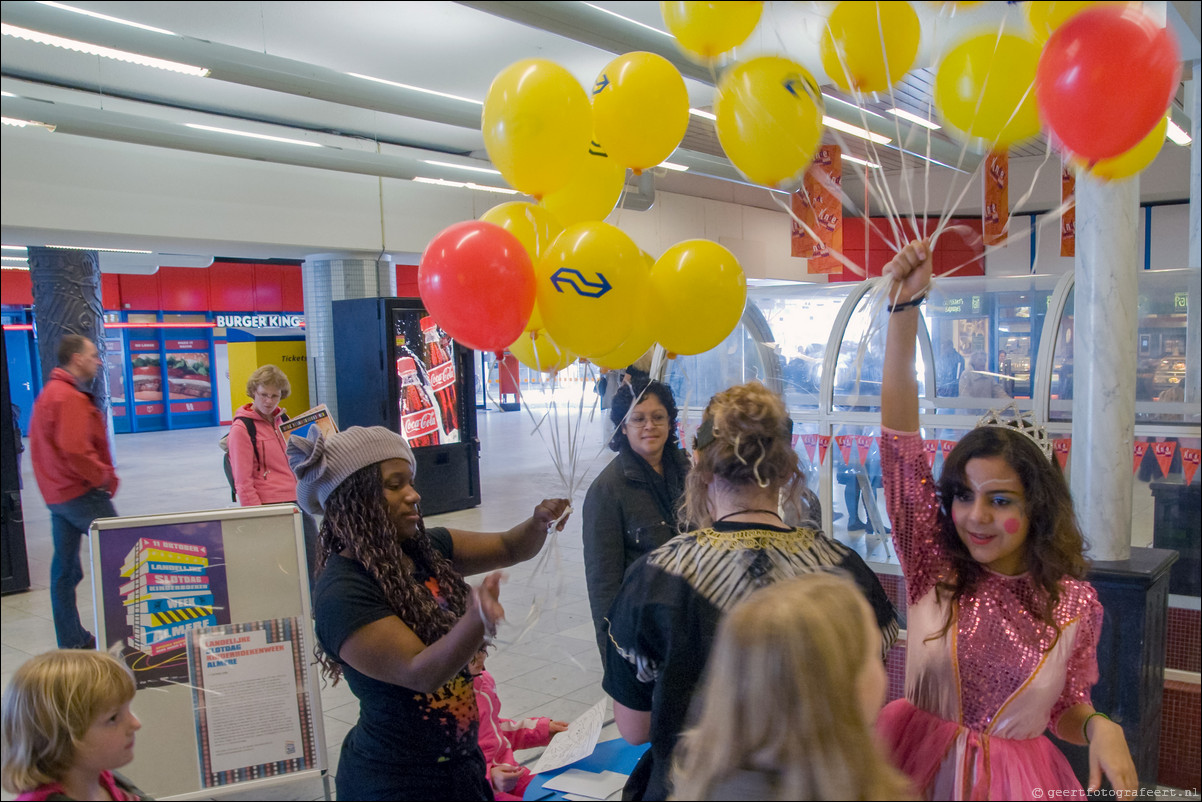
[278,404,338,440]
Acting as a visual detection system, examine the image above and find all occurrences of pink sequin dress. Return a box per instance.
[876,429,1102,801]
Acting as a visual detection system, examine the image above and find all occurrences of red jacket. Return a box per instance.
[29,367,118,505]
[228,403,296,506]
[474,669,554,800]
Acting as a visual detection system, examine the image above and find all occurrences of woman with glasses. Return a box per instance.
[583,379,689,661]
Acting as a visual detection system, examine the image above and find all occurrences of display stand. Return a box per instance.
[89,504,328,800]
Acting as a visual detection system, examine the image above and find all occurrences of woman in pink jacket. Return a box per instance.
[229,365,296,506]
[470,649,568,800]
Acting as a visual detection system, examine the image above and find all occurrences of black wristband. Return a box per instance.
[888,294,925,313]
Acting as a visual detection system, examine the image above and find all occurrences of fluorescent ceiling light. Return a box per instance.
[658,161,689,172]
[842,154,880,169]
[413,177,519,195]
[2,255,30,262]
[887,108,941,130]
[1,23,209,76]
[2,245,29,251]
[823,116,891,145]
[1,116,55,131]
[689,108,717,121]
[2,265,31,271]
[1,91,16,97]
[1166,119,1192,146]
[185,123,322,148]
[45,245,152,253]
[422,160,500,175]
[347,72,482,105]
[581,3,673,37]
[37,2,176,35]
[822,93,886,119]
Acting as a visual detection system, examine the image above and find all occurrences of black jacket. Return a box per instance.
[582,444,689,659]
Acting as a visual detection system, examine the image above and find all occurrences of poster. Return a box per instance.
[97,521,231,690]
[130,351,162,402]
[392,310,461,447]
[1061,164,1076,257]
[165,350,212,400]
[791,145,842,274]
[983,149,1009,247]
[187,618,317,788]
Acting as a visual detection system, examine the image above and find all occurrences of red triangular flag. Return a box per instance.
[854,435,875,465]
[800,434,818,464]
[1151,440,1177,477]
[923,440,939,468]
[835,434,854,465]
[791,433,800,448]
[817,435,831,465]
[1053,438,1071,470]
[940,439,957,459]
[1181,447,1200,485]
[1133,440,1150,474]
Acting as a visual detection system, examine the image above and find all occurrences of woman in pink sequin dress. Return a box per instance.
[875,240,1138,800]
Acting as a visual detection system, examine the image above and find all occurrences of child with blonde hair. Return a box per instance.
[672,573,912,801]
[2,650,145,801]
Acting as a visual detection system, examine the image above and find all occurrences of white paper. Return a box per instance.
[198,629,304,773]
[542,769,628,799]
[531,697,606,775]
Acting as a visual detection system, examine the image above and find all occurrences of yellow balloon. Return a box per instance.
[661,1,763,61]
[508,329,576,374]
[480,202,563,263]
[1078,116,1167,181]
[535,222,648,358]
[934,34,1041,146]
[591,256,657,369]
[649,240,746,356]
[592,52,690,172]
[1024,1,1104,42]
[714,57,825,189]
[540,142,627,225]
[821,1,921,93]
[482,59,591,199]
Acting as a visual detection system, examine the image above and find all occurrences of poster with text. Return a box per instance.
[98,521,230,690]
[791,145,843,274]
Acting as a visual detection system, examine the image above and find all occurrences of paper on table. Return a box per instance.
[531,697,606,775]
[542,769,628,799]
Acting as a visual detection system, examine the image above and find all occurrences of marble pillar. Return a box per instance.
[1186,61,1200,408]
[301,253,395,423]
[1070,174,1140,562]
[26,247,110,416]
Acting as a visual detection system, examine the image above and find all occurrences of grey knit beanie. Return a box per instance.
[287,425,415,515]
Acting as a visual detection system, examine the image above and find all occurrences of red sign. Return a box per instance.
[170,401,213,414]
[136,403,164,415]
[983,149,1009,247]
[1151,441,1177,477]
[1053,438,1072,470]
[800,434,818,464]
[130,340,158,351]
[427,360,455,393]
[1132,440,1149,474]
[1181,448,1200,486]
[817,435,831,465]
[834,434,854,465]
[402,408,439,441]
[165,340,201,350]
[854,435,875,465]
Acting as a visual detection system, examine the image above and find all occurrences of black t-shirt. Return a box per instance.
[602,521,900,801]
[313,527,480,770]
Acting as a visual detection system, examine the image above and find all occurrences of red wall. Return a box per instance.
[396,263,420,298]
[835,217,985,282]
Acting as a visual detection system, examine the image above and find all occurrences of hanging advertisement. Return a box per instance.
[1061,164,1076,257]
[983,149,1009,247]
[165,344,213,414]
[791,145,843,274]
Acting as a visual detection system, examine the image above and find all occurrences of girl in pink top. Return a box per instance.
[876,240,1137,800]
[2,650,145,801]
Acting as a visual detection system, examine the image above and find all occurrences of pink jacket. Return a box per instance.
[474,669,554,800]
[228,404,296,506]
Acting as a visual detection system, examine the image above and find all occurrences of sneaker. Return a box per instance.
[847,520,867,532]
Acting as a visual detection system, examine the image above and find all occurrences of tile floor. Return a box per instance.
[2,406,622,800]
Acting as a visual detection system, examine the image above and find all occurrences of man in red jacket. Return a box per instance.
[29,335,118,649]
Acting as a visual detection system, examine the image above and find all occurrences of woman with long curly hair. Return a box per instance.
[877,240,1136,799]
[287,426,568,801]
[602,381,899,801]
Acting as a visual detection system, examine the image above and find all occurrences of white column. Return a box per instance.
[1186,61,1200,407]
[1070,173,1140,562]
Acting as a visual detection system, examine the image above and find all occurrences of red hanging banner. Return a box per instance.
[817,435,832,465]
[834,434,855,465]
[1061,164,1076,257]
[1052,438,1072,470]
[1132,440,1150,474]
[1151,441,1178,477]
[800,434,818,464]
[940,440,957,461]
[1181,447,1201,486]
[923,440,940,468]
[854,435,875,465]
[791,145,843,274]
[983,149,1009,247]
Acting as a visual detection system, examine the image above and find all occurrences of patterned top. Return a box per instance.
[880,429,1101,732]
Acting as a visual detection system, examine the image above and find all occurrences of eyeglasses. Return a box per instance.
[628,414,669,429]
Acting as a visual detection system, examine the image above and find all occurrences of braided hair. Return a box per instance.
[313,464,470,684]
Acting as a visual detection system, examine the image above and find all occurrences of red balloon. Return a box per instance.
[418,221,535,352]
[1036,6,1180,163]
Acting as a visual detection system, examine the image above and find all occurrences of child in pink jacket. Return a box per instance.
[470,650,569,800]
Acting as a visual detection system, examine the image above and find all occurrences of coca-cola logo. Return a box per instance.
[428,361,456,391]
[402,410,438,438]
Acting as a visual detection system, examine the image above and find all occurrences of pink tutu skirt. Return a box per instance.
[876,699,1085,801]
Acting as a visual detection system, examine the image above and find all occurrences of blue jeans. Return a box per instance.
[48,489,116,648]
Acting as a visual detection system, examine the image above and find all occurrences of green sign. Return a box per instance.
[941,294,984,315]
[1174,292,1189,311]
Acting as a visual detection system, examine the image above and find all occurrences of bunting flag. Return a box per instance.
[1181,447,1200,485]
[791,433,800,449]
[923,439,940,468]
[940,439,957,461]
[1151,440,1178,477]
[854,435,876,465]
[817,434,832,465]
[800,434,818,464]
[1052,438,1072,470]
[983,149,1009,247]
[791,145,843,274]
[834,434,855,465]
[1132,440,1150,474]
[1061,164,1076,257]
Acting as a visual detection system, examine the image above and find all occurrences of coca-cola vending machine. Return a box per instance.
[333,298,480,515]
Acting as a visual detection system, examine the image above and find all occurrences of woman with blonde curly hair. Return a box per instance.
[2,650,146,801]
[672,573,912,801]
[602,381,899,801]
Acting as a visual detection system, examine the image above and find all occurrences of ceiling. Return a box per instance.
[1,1,1198,263]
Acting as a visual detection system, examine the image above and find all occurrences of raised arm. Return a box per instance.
[881,240,933,433]
[447,498,571,576]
